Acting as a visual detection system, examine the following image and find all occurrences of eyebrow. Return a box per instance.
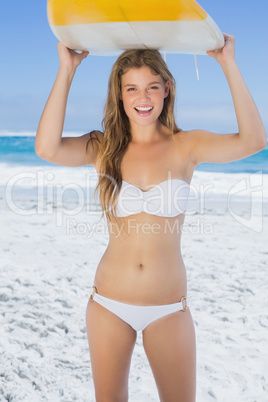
[123,81,162,88]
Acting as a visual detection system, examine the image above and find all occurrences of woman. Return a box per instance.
[35,34,266,401]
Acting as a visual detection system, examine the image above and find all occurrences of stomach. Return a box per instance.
[93,213,188,305]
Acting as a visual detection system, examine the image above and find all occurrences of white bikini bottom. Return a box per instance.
[90,286,188,332]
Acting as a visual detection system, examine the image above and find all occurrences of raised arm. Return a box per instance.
[35,43,101,167]
[188,34,267,166]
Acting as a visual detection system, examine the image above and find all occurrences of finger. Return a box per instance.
[222,32,231,39]
[206,49,220,56]
[80,51,89,60]
[222,33,235,43]
[206,51,216,58]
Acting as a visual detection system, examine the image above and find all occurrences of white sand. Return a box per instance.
[0,165,267,401]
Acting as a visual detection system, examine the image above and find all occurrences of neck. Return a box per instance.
[130,120,164,144]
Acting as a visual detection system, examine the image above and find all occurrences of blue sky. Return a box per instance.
[0,0,267,134]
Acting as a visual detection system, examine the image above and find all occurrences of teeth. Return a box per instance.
[135,106,153,111]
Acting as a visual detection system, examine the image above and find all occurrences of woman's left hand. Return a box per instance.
[206,33,235,64]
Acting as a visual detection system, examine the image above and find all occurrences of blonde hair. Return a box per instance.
[86,49,181,224]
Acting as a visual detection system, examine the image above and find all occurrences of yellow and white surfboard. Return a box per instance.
[47,0,224,55]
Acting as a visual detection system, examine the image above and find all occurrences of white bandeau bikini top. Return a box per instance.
[115,179,190,218]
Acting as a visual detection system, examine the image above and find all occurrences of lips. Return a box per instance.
[134,106,154,116]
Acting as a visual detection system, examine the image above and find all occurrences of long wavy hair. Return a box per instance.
[86,49,181,224]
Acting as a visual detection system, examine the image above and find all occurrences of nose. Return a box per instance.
[138,89,150,102]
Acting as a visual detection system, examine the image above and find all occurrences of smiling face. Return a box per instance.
[120,66,170,129]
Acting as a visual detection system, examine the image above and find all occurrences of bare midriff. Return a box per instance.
[93,211,187,305]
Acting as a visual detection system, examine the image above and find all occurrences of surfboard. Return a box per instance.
[47,0,224,56]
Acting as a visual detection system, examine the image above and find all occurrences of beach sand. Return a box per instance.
[0,167,267,401]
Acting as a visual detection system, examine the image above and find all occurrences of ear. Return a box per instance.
[164,81,170,98]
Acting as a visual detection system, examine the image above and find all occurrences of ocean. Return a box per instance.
[0,132,267,174]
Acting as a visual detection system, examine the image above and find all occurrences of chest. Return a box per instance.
[121,139,190,185]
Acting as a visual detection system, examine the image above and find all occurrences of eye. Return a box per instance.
[127,87,136,92]
[150,86,159,90]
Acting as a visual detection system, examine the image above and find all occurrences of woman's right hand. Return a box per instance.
[57,41,89,70]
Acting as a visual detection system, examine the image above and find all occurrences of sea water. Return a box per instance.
[0,131,267,173]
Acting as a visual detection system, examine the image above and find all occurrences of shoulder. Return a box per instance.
[172,129,207,164]
[85,130,104,168]
[172,129,202,149]
[86,130,104,151]
[172,129,212,149]
[172,129,205,141]
[87,130,104,142]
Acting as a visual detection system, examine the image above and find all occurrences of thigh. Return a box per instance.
[86,298,137,401]
[142,309,196,402]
